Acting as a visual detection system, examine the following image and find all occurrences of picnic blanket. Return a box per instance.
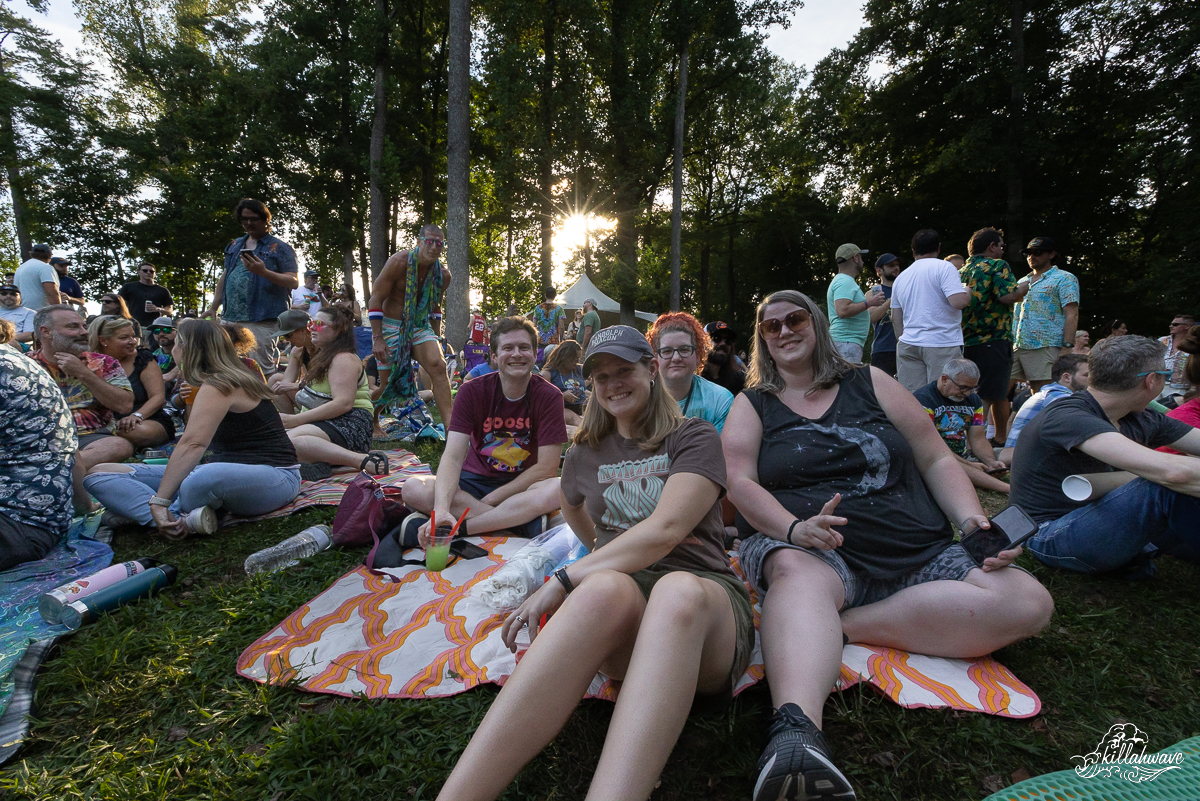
[0,513,113,764]
[238,536,1040,718]
[232,448,431,524]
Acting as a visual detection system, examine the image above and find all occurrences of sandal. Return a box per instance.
[360,451,390,476]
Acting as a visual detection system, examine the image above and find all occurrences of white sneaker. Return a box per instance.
[182,506,219,536]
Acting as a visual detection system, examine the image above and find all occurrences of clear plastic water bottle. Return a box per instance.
[244,525,333,575]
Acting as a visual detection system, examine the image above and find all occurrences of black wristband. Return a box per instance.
[555,567,575,594]
[786,520,802,545]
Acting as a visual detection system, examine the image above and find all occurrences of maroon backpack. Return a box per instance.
[331,472,408,547]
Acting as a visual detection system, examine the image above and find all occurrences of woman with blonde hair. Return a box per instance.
[436,325,753,801]
[89,315,173,449]
[278,304,388,478]
[723,290,1053,800]
[83,319,301,538]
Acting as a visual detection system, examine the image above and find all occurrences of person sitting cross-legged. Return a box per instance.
[29,305,135,472]
[542,339,587,425]
[997,352,1089,466]
[278,304,387,479]
[0,323,79,570]
[1011,335,1200,579]
[913,358,1010,493]
[435,325,754,801]
[400,316,568,544]
[89,315,174,450]
[723,290,1053,801]
[83,320,302,539]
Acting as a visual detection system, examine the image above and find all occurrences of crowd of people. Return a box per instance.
[3,209,1199,801]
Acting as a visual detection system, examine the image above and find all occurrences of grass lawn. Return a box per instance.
[3,438,1199,800]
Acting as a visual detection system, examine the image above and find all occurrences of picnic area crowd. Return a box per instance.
[3,201,1199,800]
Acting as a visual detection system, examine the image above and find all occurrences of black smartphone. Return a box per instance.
[450,540,488,560]
[960,505,1038,565]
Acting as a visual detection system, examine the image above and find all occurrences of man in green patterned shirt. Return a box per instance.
[959,228,1029,445]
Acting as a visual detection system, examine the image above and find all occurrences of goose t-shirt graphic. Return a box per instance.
[450,371,568,479]
[560,417,734,576]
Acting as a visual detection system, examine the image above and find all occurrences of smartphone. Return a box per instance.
[450,540,488,560]
[240,247,254,257]
[959,505,1038,565]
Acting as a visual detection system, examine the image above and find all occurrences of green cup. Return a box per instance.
[425,542,451,572]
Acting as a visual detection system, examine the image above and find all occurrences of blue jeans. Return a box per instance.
[1026,478,1200,574]
[84,462,301,526]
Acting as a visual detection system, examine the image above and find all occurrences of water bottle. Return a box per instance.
[244,525,333,575]
[39,558,160,625]
[60,564,178,631]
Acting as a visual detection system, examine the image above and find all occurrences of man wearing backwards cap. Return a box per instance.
[575,297,602,351]
[1009,236,1079,394]
[827,243,886,363]
[702,320,746,394]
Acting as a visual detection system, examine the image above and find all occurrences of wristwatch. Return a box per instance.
[132,412,144,420]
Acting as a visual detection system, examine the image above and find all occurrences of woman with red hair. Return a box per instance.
[647,312,735,432]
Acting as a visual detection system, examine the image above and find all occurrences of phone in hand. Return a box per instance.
[959,505,1038,565]
[240,247,254,258]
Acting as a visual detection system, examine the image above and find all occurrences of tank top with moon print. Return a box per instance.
[737,366,953,578]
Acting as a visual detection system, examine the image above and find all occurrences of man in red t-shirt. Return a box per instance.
[400,316,568,543]
[470,312,488,344]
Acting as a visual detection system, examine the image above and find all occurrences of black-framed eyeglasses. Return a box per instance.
[0,290,17,296]
[1170,321,1190,327]
[140,268,155,274]
[948,377,980,394]
[656,345,695,359]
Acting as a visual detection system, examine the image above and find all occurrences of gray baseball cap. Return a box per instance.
[582,325,655,378]
[270,309,311,338]
[150,316,175,329]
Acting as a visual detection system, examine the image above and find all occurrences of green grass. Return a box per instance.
[2,462,1199,800]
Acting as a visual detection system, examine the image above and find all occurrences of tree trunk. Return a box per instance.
[538,0,557,290]
[608,0,638,325]
[725,203,739,322]
[369,0,390,278]
[445,0,471,348]
[669,39,689,312]
[1007,0,1025,263]
[0,48,30,260]
[699,242,710,319]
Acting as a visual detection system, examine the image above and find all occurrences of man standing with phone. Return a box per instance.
[204,198,299,373]
[119,262,173,337]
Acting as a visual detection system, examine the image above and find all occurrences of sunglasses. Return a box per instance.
[0,290,17,296]
[307,320,330,332]
[758,309,812,339]
[423,237,445,247]
[1136,370,1171,377]
[151,328,173,335]
[656,345,695,359]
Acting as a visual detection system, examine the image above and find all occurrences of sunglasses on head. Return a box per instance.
[758,309,812,339]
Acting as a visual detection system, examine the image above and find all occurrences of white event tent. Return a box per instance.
[558,273,657,329]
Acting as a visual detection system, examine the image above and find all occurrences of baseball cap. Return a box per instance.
[875,253,899,270]
[304,269,320,277]
[583,297,598,308]
[270,309,311,338]
[704,321,736,340]
[0,283,17,292]
[150,316,175,330]
[30,243,51,254]
[1020,236,1059,255]
[50,256,72,266]
[835,243,868,263]
[581,325,655,378]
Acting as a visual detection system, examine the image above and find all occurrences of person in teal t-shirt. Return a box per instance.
[648,312,735,432]
[827,243,885,363]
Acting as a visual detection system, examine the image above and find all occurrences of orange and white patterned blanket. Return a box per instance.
[237,536,1040,718]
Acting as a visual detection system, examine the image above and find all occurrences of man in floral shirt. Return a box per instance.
[1011,236,1079,394]
[960,227,1029,445]
[29,305,134,473]
[0,335,77,569]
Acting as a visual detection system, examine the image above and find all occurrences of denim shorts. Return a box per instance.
[738,534,977,610]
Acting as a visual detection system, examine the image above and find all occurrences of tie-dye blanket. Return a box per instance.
[0,513,113,763]
[238,536,1040,718]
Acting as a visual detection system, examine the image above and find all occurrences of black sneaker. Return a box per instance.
[753,704,855,801]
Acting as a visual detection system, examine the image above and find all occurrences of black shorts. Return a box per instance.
[78,431,117,449]
[963,340,1013,401]
[458,471,542,538]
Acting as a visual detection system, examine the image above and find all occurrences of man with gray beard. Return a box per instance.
[29,305,134,473]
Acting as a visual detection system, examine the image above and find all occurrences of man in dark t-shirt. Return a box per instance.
[118,262,173,328]
[913,358,1009,493]
[400,316,568,542]
[1011,336,1200,578]
[702,321,746,394]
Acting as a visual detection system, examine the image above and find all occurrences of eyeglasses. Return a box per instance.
[423,237,445,247]
[656,345,695,359]
[140,269,155,274]
[1136,370,1171,377]
[151,328,173,335]
[947,377,980,394]
[0,290,17,296]
[1026,250,1046,256]
[307,320,329,332]
[758,309,811,339]
[1170,321,1190,328]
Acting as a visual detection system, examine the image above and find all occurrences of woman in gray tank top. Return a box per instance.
[723,290,1053,801]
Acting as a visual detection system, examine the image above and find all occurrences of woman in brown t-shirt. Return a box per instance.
[436,326,753,801]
